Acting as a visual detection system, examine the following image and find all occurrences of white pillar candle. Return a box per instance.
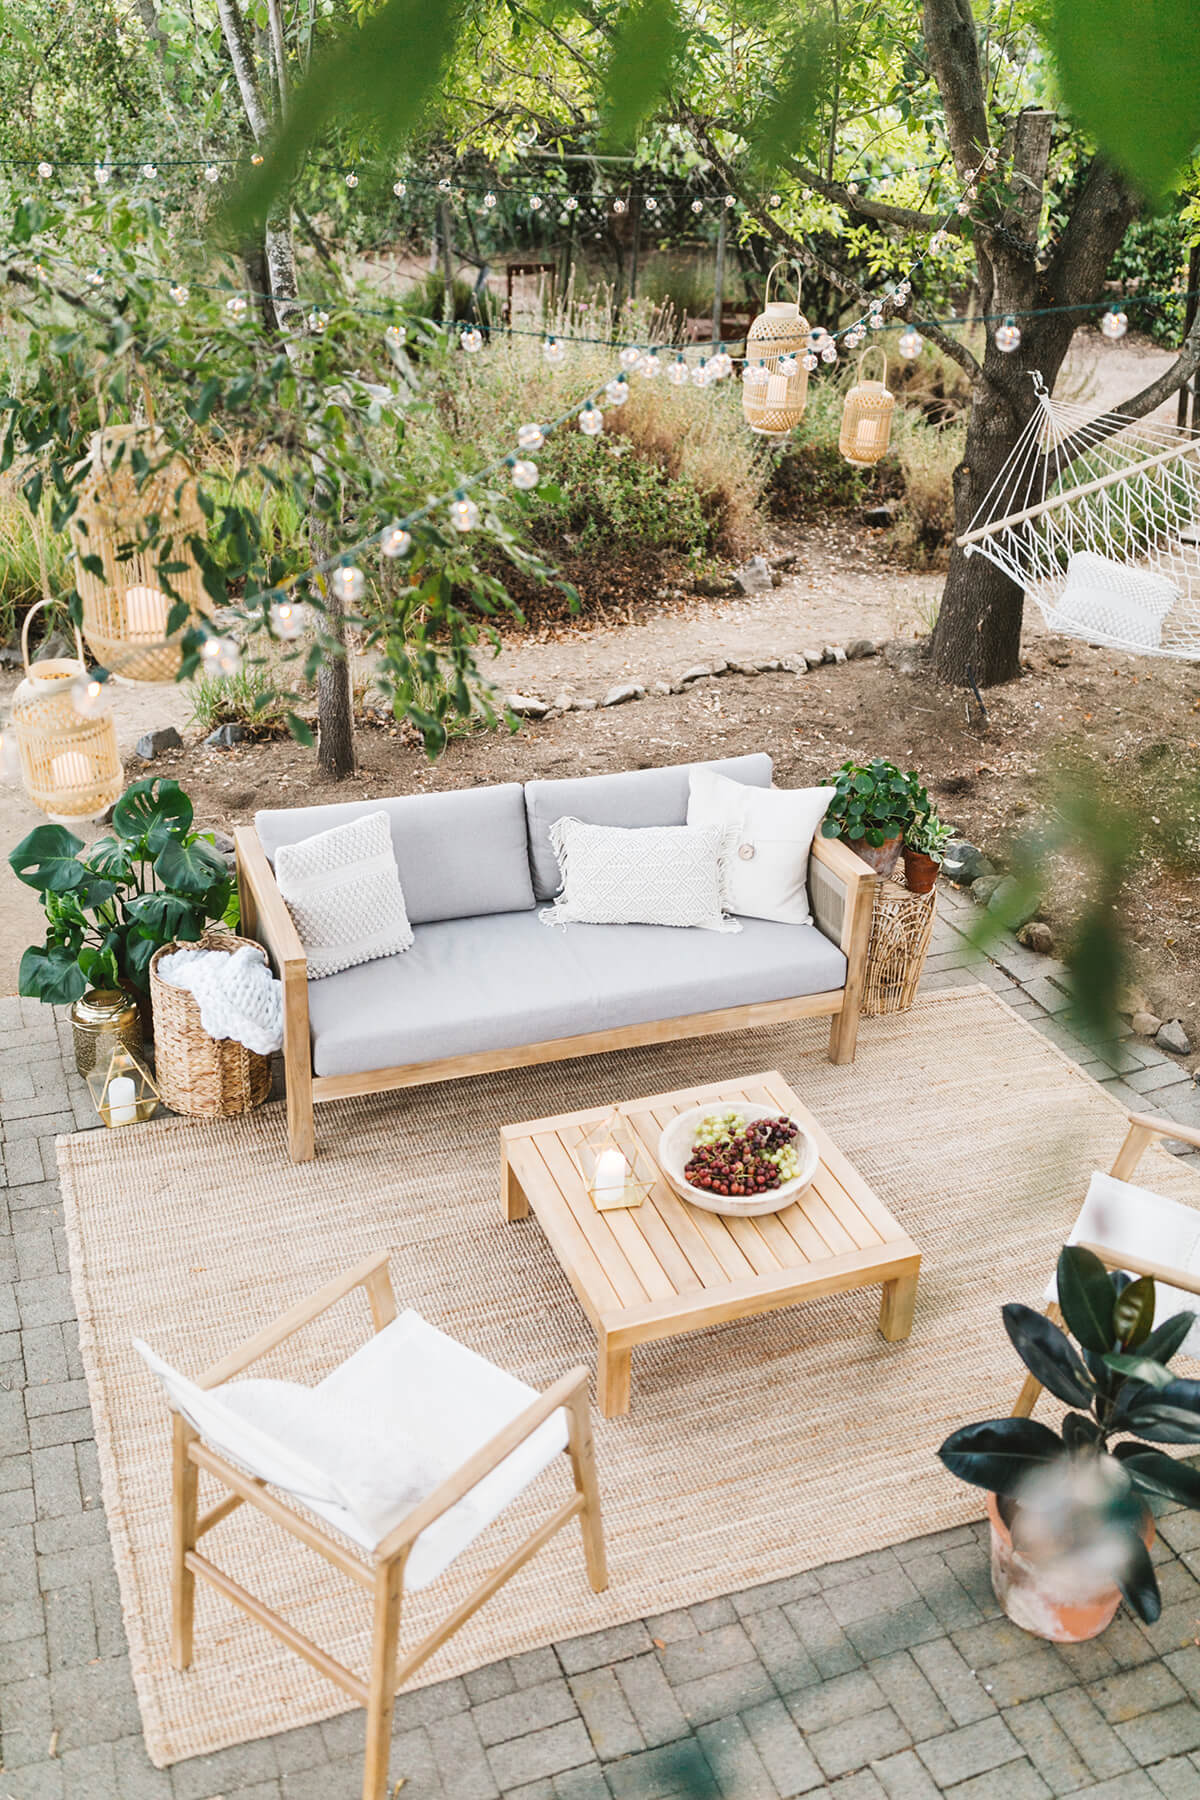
[105,1073,138,1126]
[594,1146,627,1208]
[124,586,170,640]
[51,749,91,793]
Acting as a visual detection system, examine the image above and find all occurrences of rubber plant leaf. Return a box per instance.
[1115,1444,1200,1509]
[1140,1310,1196,1365]
[1057,1245,1116,1353]
[1113,1276,1156,1350]
[937,1418,1063,1496]
[1116,1530,1162,1625]
[1118,1377,1200,1443]
[1002,1302,1095,1407]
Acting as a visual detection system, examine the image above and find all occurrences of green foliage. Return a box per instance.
[905,807,954,861]
[821,759,926,847]
[1107,214,1191,345]
[188,667,292,735]
[939,1246,1200,1624]
[10,778,231,1005]
[537,436,711,553]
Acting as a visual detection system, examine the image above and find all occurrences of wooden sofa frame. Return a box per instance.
[235,825,877,1162]
[168,1250,606,1800]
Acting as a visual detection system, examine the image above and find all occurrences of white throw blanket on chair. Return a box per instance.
[156,944,283,1056]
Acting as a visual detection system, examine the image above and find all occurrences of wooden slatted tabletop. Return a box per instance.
[500,1070,921,1416]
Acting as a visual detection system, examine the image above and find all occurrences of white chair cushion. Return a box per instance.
[1047,1170,1200,1358]
[134,1312,568,1588]
[686,767,835,926]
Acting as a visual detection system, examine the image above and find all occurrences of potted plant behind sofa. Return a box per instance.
[10,777,232,1069]
[821,759,923,878]
[938,1245,1200,1642]
[903,803,954,895]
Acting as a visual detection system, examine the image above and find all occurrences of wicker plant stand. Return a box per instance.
[861,874,938,1017]
[149,926,272,1118]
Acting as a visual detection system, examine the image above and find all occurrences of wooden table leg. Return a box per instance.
[501,1143,529,1221]
[597,1342,631,1418]
[879,1272,918,1342]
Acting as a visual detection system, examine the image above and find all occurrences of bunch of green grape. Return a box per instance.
[693,1109,746,1147]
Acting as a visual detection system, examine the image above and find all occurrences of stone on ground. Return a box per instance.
[602,682,645,707]
[846,638,877,659]
[1017,921,1054,955]
[506,692,550,718]
[943,840,994,887]
[1132,1010,1163,1037]
[734,554,773,594]
[205,723,246,748]
[1155,1018,1192,1056]
[135,725,183,760]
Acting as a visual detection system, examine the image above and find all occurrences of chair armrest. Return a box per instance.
[809,833,877,962]
[1127,1112,1200,1154]
[1077,1240,1200,1299]
[373,1367,589,1563]
[235,826,306,977]
[196,1250,398,1388]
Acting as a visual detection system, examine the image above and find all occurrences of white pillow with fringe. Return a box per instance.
[540,817,739,932]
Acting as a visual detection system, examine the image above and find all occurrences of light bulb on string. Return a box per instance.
[437,177,452,192]
[612,198,626,215]
[94,164,110,185]
[820,342,838,364]
[85,268,104,289]
[578,403,603,436]
[200,634,241,676]
[743,361,768,389]
[385,322,406,351]
[690,358,710,388]
[70,674,109,718]
[994,315,1022,353]
[667,355,689,386]
[638,350,661,378]
[269,598,307,640]
[868,309,885,331]
[691,198,703,214]
[895,279,912,299]
[768,192,781,208]
[542,336,565,367]
[510,458,539,490]
[955,200,969,216]
[605,375,629,406]
[846,181,859,195]
[308,307,329,335]
[141,162,157,179]
[807,326,828,350]
[931,230,948,252]
[644,196,657,212]
[565,196,578,211]
[331,563,366,602]
[710,345,732,379]
[517,421,545,450]
[777,353,798,378]
[225,294,248,320]
[898,326,924,359]
[37,161,52,180]
[381,524,412,558]
[461,327,483,353]
[345,171,358,188]
[450,493,479,531]
[1101,307,1128,341]
[393,179,408,198]
[529,195,543,211]
[619,345,641,370]
[168,282,189,306]
[204,164,220,183]
[723,194,736,209]
[802,350,818,371]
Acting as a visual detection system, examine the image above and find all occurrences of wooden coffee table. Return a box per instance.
[500,1070,921,1416]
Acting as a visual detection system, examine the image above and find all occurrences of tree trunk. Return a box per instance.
[315,593,356,778]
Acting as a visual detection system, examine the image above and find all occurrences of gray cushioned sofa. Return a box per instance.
[235,753,877,1161]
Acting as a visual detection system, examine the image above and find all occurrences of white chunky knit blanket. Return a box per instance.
[156,944,283,1056]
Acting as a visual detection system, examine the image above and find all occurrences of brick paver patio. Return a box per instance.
[4,883,1200,1799]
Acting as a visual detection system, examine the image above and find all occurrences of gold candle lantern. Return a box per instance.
[86,1039,160,1127]
[575,1108,656,1212]
[69,988,143,1077]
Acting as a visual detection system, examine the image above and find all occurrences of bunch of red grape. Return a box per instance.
[684,1113,800,1198]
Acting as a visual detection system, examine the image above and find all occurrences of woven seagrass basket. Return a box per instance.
[149,926,272,1118]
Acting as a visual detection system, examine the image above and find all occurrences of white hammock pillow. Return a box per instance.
[1052,549,1179,650]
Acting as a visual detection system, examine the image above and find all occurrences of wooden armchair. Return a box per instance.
[1014,1110,1200,1418]
[135,1251,607,1800]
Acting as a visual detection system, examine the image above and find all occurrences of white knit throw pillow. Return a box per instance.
[274,810,414,979]
[541,817,739,932]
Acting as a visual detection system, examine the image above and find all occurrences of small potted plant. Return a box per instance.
[821,758,922,877]
[903,799,954,894]
[938,1246,1200,1642]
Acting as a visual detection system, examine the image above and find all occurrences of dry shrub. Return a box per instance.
[887,407,964,569]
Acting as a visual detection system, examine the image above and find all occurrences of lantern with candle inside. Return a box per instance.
[10,600,122,823]
[574,1109,655,1212]
[86,1039,160,1128]
[70,425,212,682]
[838,346,896,468]
[742,260,810,438]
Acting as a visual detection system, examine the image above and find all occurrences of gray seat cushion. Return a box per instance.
[523,754,774,901]
[255,784,534,925]
[307,908,846,1078]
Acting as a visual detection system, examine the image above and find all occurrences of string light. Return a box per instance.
[618,344,641,370]
[613,197,627,215]
[710,345,732,379]
[308,306,329,334]
[542,336,565,366]
[331,563,365,601]
[1101,307,1129,341]
[461,326,483,352]
[269,598,307,639]
[898,326,924,359]
[691,198,703,214]
[768,192,781,208]
[450,492,480,530]
[141,162,157,179]
[201,635,241,676]
[645,196,658,212]
[345,171,358,189]
[802,350,818,371]
[393,179,408,198]
[777,354,798,378]
[225,294,248,320]
[529,194,543,211]
[723,194,736,209]
[37,161,52,180]
[604,375,629,406]
[517,421,545,450]
[204,164,220,183]
[168,282,189,305]
[578,402,603,436]
[85,267,104,289]
[994,315,1022,352]
[94,164,109,186]
[385,323,406,350]
[667,354,689,387]
[638,350,661,378]
[564,196,578,211]
[744,361,768,389]
[70,674,108,718]
[437,177,452,192]
[510,458,539,489]
[381,524,412,557]
[691,358,710,387]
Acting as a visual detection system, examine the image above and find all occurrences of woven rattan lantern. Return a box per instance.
[839,347,896,467]
[742,260,810,438]
[70,424,210,682]
[11,600,122,823]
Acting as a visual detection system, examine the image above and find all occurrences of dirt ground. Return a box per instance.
[4,330,1197,1046]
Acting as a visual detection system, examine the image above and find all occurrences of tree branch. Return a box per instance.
[921,0,990,175]
[781,155,959,236]
[215,0,270,140]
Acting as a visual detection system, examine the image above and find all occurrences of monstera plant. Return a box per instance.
[939,1246,1200,1629]
[10,778,233,1006]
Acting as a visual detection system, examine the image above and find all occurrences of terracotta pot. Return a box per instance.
[986,1492,1154,1643]
[853,834,903,877]
[903,846,940,894]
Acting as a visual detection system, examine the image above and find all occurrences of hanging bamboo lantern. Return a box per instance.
[11,600,122,823]
[741,260,811,438]
[839,347,896,467]
[69,424,210,683]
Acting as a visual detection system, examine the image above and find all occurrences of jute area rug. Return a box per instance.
[56,985,1200,1768]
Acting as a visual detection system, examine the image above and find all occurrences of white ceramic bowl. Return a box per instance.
[657,1103,819,1217]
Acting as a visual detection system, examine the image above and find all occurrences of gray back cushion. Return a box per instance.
[523,753,774,900]
[255,784,534,925]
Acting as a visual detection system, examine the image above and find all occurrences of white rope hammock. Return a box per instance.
[958,374,1200,659]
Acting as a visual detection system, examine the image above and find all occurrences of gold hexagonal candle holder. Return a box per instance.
[575,1108,656,1212]
[86,1040,160,1128]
